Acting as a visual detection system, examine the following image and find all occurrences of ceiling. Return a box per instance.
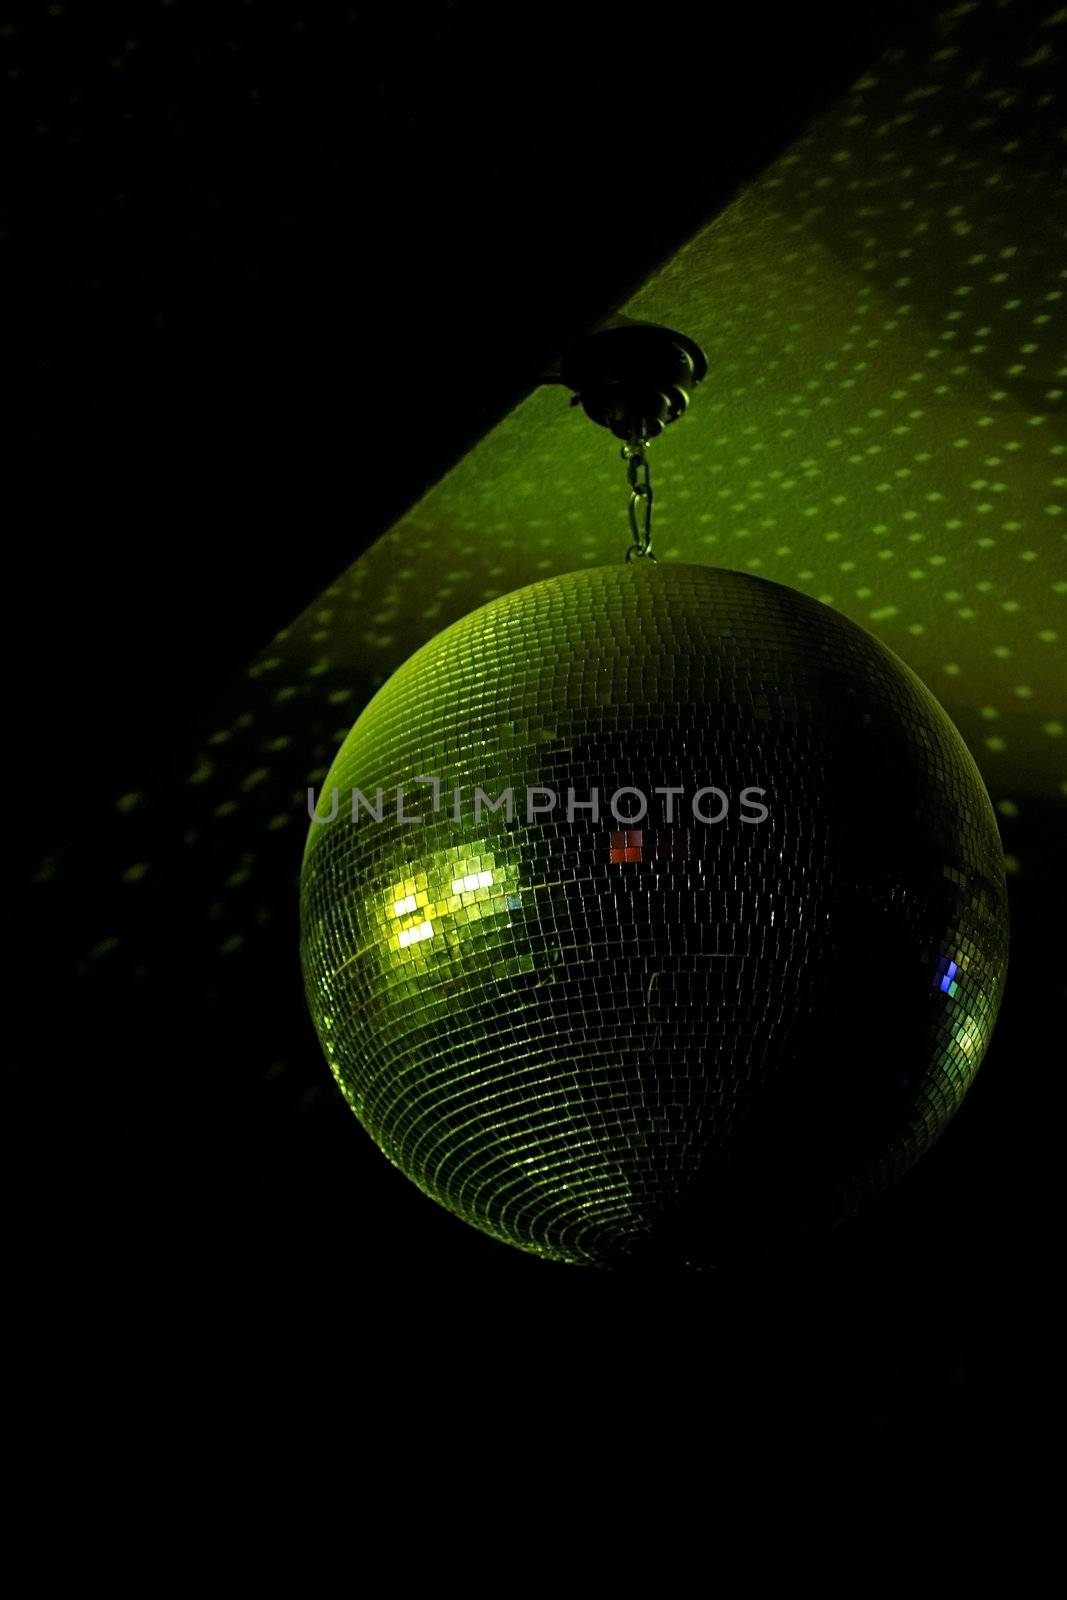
[18,0,1013,836]
[267,1,1065,833]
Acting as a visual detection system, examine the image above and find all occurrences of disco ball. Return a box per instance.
[300,563,1008,1266]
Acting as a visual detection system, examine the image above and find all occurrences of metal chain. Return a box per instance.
[622,435,655,562]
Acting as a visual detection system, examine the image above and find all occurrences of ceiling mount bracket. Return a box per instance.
[558,319,708,442]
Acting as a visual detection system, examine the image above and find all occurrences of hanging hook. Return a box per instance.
[623,435,655,562]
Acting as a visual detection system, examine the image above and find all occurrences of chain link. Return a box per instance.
[622,435,655,562]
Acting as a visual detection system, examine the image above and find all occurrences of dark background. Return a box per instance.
[15,1,1061,1444]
